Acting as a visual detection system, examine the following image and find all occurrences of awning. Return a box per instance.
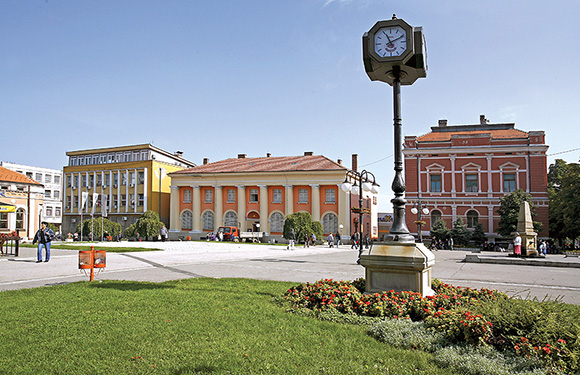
[0,202,16,213]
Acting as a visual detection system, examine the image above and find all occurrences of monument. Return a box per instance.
[515,201,538,257]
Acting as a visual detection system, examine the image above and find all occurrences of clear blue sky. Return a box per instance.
[2,1,579,211]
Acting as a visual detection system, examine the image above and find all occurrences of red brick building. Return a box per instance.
[403,115,549,242]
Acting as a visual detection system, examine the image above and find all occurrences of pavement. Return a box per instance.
[2,241,580,304]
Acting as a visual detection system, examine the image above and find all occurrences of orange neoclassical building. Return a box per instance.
[168,153,379,242]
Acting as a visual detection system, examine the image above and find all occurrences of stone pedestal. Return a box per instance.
[359,242,435,297]
[516,201,538,257]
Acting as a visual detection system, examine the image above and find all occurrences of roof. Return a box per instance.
[417,128,529,142]
[172,155,346,174]
[0,166,42,185]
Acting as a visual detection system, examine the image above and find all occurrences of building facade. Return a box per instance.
[62,144,195,235]
[403,115,549,241]
[1,162,63,230]
[0,166,45,240]
[168,153,379,242]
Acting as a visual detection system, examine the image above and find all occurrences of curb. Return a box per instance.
[465,254,580,268]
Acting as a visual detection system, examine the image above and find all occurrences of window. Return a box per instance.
[85,155,91,165]
[16,208,25,230]
[430,210,442,228]
[115,152,122,163]
[121,194,127,207]
[298,189,308,203]
[129,194,135,207]
[46,207,53,216]
[430,174,442,192]
[121,172,127,185]
[54,175,60,184]
[92,155,99,164]
[35,173,42,182]
[138,172,144,184]
[224,211,237,226]
[112,195,118,208]
[129,172,135,185]
[82,175,87,187]
[67,175,72,187]
[44,190,51,198]
[202,211,214,231]
[26,172,33,179]
[69,157,76,166]
[322,213,338,235]
[0,212,7,229]
[107,153,114,163]
[124,152,131,162]
[73,195,78,208]
[113,173,118,186]
[104,174,110,186]
[140,150,148,161]
[89,175,94,187]
[44,175,51,183]
[227,189,236,203]
[504,173,516,192]
[466,210,479,228]
[74,175,79,187]
[465,174,478,192]
[183,189,192,203]
[133,151,139,161]
[180,211,193,230]
[96,174,102,186]
[138,194,144,206]
[249,189,259,203]
[325,189,336,204]
[55,208,61,216]
[53,190,60,199]
[205,189,213,203]
[100,154,106,164]
[270,212,284,233]
[272,189,282,204]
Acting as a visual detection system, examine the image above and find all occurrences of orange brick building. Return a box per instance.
[403,115,549,242]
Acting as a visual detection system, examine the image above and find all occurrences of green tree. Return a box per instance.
[76,217,122,240]
[429,219,450,242]
[470,223,487,247]
[496,189,542,237]
[451,217,471,246]
[133,210,165,240]
[549,162,580,244]
[283,212,322,244]
[547,158,569,190]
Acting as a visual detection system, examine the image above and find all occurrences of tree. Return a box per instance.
[451,217,471,246]
[76,217,122,240]
[496,189,542,237]
[283,212,322,243]
[470,223,487,247]
[549,161,580,244]
[429,219,450,242]
[547,158,569,190]
[131,210,165,240]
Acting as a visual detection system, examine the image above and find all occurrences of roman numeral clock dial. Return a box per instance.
[374,26,407,57]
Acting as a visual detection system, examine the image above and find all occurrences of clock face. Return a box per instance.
[374,26,407,58]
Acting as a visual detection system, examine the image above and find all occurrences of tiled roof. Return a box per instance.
[0,166,42,185]
[417,128,528,142]
[172,155,346,174]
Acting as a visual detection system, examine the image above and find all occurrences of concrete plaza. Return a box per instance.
[1,241,579,304]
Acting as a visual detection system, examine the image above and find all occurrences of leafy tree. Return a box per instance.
[547,158,569,190]
[429,219,450,242]
[470,223,487,247]
[46,222,59,235]
[132,210,165,240]
[283,212,322,243]
[549,162,580,244]
[451,217,471,246]
[496,189,542,237]
[76,217,122,240]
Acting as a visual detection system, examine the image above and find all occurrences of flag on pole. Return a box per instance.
[91,193,99,215]
[101,194,108,217]
[81,192,89,212]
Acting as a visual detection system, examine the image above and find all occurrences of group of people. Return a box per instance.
[325,232,341,248]
[429,238,454,251]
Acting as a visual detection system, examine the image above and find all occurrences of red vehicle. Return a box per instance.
[217,226,239,241]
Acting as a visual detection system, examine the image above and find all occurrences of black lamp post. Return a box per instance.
[341,169,379,264]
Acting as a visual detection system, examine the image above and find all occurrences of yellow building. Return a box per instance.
[62,144,195,235]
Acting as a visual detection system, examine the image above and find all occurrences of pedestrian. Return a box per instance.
[327,232,334,248]
[364,234,370,249]
[287,228,296,250]
[304,233,309,248]
[335,233,340,247]
[449,237,454,251]
[160,225,168,242]
[73,232,78,241]
[218,231,223,242]
[311,233,316,247]
[33,221,54,263]
[351,233,358,250]
[539,240,547,256]
[513,232,522,256]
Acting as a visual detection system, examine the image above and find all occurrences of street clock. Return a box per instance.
[363,15,427,86]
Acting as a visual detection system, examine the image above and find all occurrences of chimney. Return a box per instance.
[337,158,342,165]
[203,158,209,165]
[266,153,271,157]
[438,119,448,127]
[237,154,246,159]
[304,151,313,156]
[352,154,358,172]
[480,114,487,124]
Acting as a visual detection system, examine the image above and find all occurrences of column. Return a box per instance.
[169,185,180,232]
[258,185,268,234]
[310,184,320,222]
[143,168,148,212]
[450,154,456,195]
[192,185,201,233]
[237,185,246,231]
[284,185,293,216]
[214,185,223,228]
[337,184,349,240]
[487,206,494,236]
[486,154,493,196]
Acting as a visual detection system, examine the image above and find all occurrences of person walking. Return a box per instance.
[33,221,54,263]
[160,225,168,242]
[287,228,296,250]
[513,232,522,256]
[350,232,358,250]
[327,232,334,248]
[304,233,309,248]
[311,233,316,247]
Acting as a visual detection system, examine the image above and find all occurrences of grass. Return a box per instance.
[19,243,159,252]
[0,278,457,375]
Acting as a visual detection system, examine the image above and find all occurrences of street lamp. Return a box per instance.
[338,223,344,247]
[341,169,379,264]
[410,201,429,243]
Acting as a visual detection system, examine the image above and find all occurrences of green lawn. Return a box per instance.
[0,278,456,374]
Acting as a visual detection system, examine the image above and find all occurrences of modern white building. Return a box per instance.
[0,162,63,230]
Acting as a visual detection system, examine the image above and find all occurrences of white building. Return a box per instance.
[1,162,63,230]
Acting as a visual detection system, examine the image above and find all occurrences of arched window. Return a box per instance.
[270,212,284,233]
[16,208,26,230]
[430,210,442,228]
[466,210,479,228]
[224,211,237,227]
[202,211,214,231]
[322,213,338,235]
[180,211,192,230]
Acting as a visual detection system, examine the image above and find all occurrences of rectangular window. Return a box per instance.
[92,155,99,164]
[504,173,516,192]
[325,189,335,204]
[26,172,33,179]
[44,174,51,183]
[115,152,122,163]
[66,196,71,209]
[138,171,144,184]
[298,189,308,204]
[205,189,213,203]
[124,152,131,162]
[121,172,127,185]
[45,207,53,216]
[113,173,118,186]
[272,189,282,204]
[85,155,91,165]
[430,174,442,192]
[69,157,76,166]
[140,150,148,161]
[129,194,135,207]
[121,194,127,206]
[227,189,236,203]
[97,174,102,186]
[107,153,114,163]
[53,190,60,199]
[129,172,135,185]
[67,176,72,188]
[0,212,8,229]
[35,173,42,182]
[89,175,94,187]
[82,175,87,187]
[183,189,192,203]
[112,195,118,208]
[138,193,144,206]
[73,175,79,187]
[105,174,110,186]
[100,154,106,164]
[133,151,139,161]
[73,196,78,208]
[54,175,61,184]
[55,208,61,216]
[249,189,259,203]
[465,174,478,192]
